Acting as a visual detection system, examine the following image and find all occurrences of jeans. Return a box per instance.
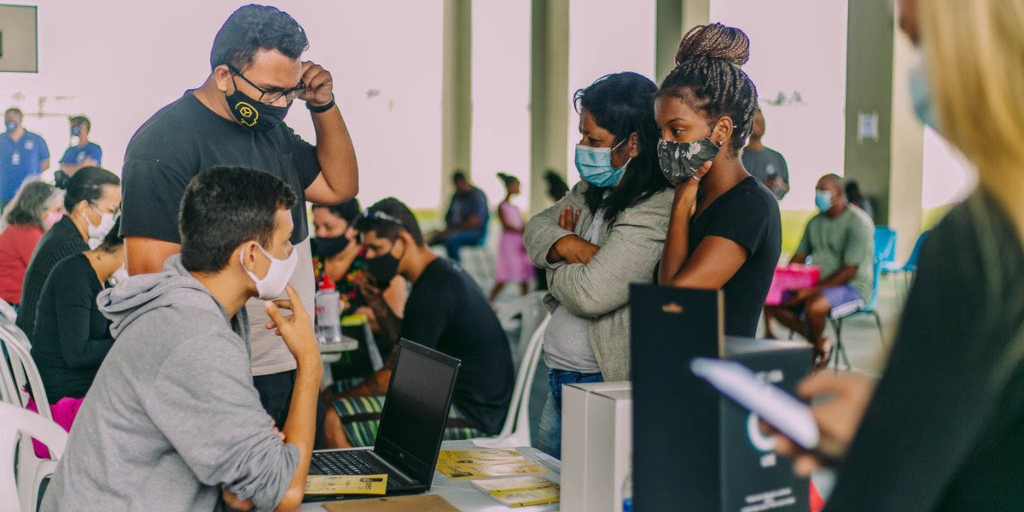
[536,369,603,459]
[442,229,486,263]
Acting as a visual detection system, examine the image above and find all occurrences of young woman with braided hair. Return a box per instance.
[656,23,781,338]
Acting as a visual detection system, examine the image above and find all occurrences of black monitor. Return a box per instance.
[374,339,460,485]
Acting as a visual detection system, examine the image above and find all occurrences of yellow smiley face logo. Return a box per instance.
[234,101,258,127]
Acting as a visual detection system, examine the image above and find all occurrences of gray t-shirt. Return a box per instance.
[543,208,607,374]
[742,147,789,199]
[795,206,875,302]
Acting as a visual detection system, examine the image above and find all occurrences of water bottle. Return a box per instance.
[315,275,343,345]
[622,470,633,512]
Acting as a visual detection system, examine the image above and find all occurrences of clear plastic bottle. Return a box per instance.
[315,275,343,345]
[622,470,633,512]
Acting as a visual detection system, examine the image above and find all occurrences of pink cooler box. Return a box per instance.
[764,265,821,305]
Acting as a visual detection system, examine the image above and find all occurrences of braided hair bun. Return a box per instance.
[675,23,750,67]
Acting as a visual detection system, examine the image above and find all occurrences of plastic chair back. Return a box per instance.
[0,402,68,512]
[863,258,882,312]
[496,292,547,366]
[904,230,929,271]
[474,314,550,448]
[874,226,898,264]
[0,323,52,421]
[0,298,17,323]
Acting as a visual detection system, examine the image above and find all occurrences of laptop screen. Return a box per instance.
[375,341,459,478]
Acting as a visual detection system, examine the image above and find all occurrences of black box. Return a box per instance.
[630,284,811,512]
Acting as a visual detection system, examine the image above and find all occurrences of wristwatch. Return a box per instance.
[307,94,336,114]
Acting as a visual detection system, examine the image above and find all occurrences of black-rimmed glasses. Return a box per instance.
[228,65,306,105]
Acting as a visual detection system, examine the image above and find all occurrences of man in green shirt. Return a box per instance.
[765,174,874,367]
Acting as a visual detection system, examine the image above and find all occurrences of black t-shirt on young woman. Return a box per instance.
[688,176,782,337]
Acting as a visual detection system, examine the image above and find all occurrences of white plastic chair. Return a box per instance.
[0,298,17,323]
[0,322,59,512]
[0,402,67,512]
[496,291,547,366]
[474,314,550,449]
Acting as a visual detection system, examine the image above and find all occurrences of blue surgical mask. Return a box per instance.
[575,139,630,188]
[815,190,833,213]
[5,121,17,132]
[908,56,940,132]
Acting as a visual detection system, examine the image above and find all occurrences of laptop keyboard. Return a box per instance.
[311,451,408,488]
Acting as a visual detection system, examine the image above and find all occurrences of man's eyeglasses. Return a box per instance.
[364,209,405,228]
[228,65,306,105]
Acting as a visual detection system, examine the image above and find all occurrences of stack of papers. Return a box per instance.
[305,474,388,496]
[435,449,549,481]
[472,476,561,507]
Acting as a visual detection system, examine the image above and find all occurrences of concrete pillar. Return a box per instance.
[842,0,923,260]
[528,0,570,214]
[655,0,712,83]
[441,0,473,207]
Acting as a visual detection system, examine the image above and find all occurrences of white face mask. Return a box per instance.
[241,243,298,300]
[86,206,117,247]
[108,265,129,287]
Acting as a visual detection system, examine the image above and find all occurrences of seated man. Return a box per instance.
[41,167,321,512]
[765,174,874,368]
[428,171,489,262]
[323,198,514,448]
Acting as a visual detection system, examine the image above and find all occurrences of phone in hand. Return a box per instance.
[690,357,819,450]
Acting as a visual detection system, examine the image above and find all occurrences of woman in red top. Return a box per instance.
[0,180,64,307]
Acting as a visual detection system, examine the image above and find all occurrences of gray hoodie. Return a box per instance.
[40,255,299,512]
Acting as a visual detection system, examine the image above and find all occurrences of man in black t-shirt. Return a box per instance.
[120,5,358,443]
[322,198,514,448]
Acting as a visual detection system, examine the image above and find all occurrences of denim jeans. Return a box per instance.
[536,369,603,459]
[442,229,485,262]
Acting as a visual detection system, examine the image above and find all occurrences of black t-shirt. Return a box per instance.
[688,177,781,336]
[824,193,1024,511]
[120,92,320,244]
[30,254,114,403]
[400,258,514,434]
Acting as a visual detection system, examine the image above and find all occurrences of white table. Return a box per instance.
[300,441,562,511]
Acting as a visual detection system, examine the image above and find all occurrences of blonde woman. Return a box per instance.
[774,0,1024,510]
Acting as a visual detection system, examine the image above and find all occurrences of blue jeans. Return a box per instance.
[442,229,485,262]
[536,369,603,459]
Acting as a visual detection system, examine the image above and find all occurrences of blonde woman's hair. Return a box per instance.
[920,1,1024,214]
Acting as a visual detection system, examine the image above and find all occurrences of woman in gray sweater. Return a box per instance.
[525,72,673,458]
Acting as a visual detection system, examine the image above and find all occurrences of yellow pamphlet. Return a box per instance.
[472,476,561,507]
[305,474,388,495]
[436,449,548,481]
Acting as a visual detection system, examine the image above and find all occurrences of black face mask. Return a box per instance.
[225,88,290,133]
[313,235,351,259]
[364,240,404,288]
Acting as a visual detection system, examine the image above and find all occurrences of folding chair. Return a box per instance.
[827,259,885,371]
[882,230,929,304]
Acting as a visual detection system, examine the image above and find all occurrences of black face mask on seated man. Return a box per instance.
[364,239,404,288]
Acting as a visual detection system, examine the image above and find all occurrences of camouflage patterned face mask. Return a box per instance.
[657,137,722,185]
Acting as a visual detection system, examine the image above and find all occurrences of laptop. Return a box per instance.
[303,339,461,502]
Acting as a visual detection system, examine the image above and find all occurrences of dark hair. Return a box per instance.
[5,108,22,118]
[658,23,759,156]
[544,170,569,201]
[179,166,298,272]
[3,180,55,228]
[312,198,362,226]
[497,173,519,187]
[98,217,124,253]
[575,72,668,223]
[70,115,91,131]
[821,173,846,197]
[55,167,120,212]
[209,4,309,72]
[355,198,425,246]
[452,172,467,184]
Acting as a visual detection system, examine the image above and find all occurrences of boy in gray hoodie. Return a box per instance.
[41,166,322,512]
